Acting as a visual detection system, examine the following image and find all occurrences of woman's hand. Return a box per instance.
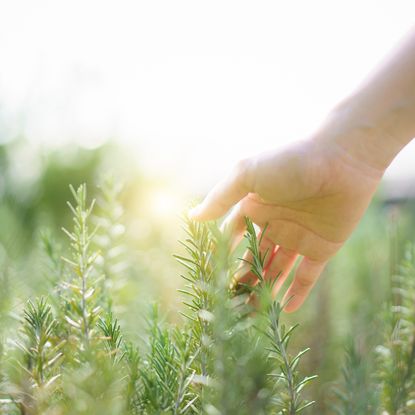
[190,27,415,312]
[190,135,384,312]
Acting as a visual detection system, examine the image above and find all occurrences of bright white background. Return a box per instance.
[1,0,414,193]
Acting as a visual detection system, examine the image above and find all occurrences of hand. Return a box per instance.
[190,136,384,312]
[191,26,415,312]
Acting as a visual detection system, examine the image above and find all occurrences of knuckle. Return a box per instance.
[233,158,255,191]
[233,158,250,177]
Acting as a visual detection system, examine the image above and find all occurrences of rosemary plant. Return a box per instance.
[266,301,317,414]
[8,297,63,414]
[19,298,62,388]
[97,313,126,365]
[2,184,317,415]
[0,260,9,402]
[123,341,141,414]
[94,176,128,312]
[242,217,317,414]
[377,243,415,414]
[204,230,272,415]
[139,307,197,414]
[332,339,379,415]
[175,217,215,379]
[61,184,101,351]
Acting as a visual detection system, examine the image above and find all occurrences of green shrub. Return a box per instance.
[0,184,315,414]
[333,244,415,415]
[1,183,415,415]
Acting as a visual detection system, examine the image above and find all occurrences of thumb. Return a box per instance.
[190,158,254,221]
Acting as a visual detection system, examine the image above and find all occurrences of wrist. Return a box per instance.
[316,95,411,173]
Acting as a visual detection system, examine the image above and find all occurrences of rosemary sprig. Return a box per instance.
[61,184,101,350]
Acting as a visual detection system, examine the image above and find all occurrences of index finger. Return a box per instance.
[189,159,254,221]
[282,257,327,312]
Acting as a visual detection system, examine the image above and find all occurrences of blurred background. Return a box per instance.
[1,1,415,412]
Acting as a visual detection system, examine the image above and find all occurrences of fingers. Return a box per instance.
[220,204,247,253]
[282,257,327,313]
[190,159,254,221]
[263,247,298,294]
[235,233,276,286]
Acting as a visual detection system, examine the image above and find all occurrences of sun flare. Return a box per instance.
[149,189,182,218]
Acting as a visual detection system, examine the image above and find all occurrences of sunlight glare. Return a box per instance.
[150,189,182,218]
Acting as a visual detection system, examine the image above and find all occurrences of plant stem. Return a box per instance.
[270,304,297,415]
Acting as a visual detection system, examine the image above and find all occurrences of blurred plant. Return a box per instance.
[19,298,62,388]
[61,184,101,352]
[40,230,64,288]
[331,242,415,415]
[200,220,262,414]
[0,248,11,364]
[332,339,379,415]
[97,313,126,365]
[0,254,14,413]
[377,244,415,414]
[7,297,63,414]
[94,176,128,312]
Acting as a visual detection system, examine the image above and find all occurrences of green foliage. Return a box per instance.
[139,308,197,414]
[97,313,126,365]
[377,244,415,414]
[94,176,128,312]
[266,301,317,414]
[19,298,62,388]
[5,182,415,414]
[176,216,315,415]
[332,339,378,415]
[61,184,101,351]
[175,218,214,379]
[1,184,316,414]
[332,243,415,415]
[242,217,316,414]
[6,298,62,414]
[202,223,271,415]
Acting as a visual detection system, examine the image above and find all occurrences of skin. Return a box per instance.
[190,27,415,312]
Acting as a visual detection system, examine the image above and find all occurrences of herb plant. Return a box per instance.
[0,184,315,414]
[0,182,414,414]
